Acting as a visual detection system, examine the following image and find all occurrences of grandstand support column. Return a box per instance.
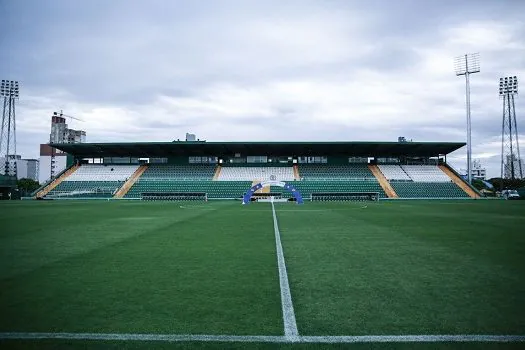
[368,165,398,198]
[114,164,149,198]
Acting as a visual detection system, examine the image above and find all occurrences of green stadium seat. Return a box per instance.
[390,182,469,198]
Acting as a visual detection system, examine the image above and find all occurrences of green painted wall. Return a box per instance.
[168,156,188,165]
[328,156,349,165]
[66,154,75,167]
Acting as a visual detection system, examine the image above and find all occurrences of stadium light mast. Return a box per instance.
[499,76,522,184]
[0,80,19,179]
[454,53,480,184]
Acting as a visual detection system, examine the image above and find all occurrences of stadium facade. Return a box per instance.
[32,140,480,201]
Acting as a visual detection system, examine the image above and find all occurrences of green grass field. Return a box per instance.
[1,199,524,349]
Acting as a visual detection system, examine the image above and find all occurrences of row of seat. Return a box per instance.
[66,165,139,182]
[401,165,451,182]
[378,164,451,182]
[43,164,468,200]
[141,165,216,180]
[378,165,412,181]
[298,164,376,180]
[217,166,295,181]
[47,180,121,198]
[390,182,469,198]
[125,181,252,199]
[270,181,387,199]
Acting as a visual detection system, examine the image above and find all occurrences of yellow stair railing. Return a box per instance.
[36,164,80,198]
[368,164,398,198]
[113,164,149,198]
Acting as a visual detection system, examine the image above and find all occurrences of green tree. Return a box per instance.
[471,179,486,191]
[488,177,525,190]
[17,178,40,196]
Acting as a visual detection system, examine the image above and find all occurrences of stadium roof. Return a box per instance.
[51,141,465,158]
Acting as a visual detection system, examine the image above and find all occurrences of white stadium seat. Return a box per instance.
[66,165,140,182]
[400,165,451,182]
[379,164,451,182]
[377,165,412,181]
[217,167,295,181]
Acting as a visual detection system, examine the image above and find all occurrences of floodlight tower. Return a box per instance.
[499,76,522,182]
[0,80,19,178]
[454,53,480,184]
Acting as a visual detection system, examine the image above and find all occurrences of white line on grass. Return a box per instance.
[271,200,299,340]
[0,333,282,343]
[1,333,524,343]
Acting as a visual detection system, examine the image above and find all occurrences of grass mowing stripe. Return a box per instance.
[1,201,282,335]
[271,200,299,339]
[1,332,524,343]
[0,202,221,280]
[276,201,525,336]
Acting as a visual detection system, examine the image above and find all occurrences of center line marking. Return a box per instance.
[271,200,299,340]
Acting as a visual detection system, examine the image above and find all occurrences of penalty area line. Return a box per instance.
[1,333,524,343]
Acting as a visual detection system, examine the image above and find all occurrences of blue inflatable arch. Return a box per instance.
[242,180,304,204]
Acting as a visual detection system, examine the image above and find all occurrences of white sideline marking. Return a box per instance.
[0,333,282,343]
[271,200,299,340]
[1,332,524,343]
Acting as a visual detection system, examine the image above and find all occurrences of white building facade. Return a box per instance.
[0,155,39,181]
[461,159,487,180]
[39,114,86,184]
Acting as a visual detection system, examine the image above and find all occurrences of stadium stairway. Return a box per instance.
[368,164,398,198]
[212,165,222,180]
[36,164,80,198]
[438,165,480,199]
[293,164,300,180]
[113,164,149,198]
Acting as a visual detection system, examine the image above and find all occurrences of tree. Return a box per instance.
[488,177,525,190]
[471,179,486,191]
[17,178,40,196]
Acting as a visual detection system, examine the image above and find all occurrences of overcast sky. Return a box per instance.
[1,0,524,178]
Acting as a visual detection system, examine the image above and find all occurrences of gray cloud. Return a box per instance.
[1,0,525,179]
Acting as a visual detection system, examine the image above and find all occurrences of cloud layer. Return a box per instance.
[1,0,524,177]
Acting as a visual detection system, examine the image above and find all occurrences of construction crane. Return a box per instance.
[53,110,84,123]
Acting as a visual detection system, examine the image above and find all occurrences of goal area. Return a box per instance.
[311,192,379,201]
[247,192,298,202]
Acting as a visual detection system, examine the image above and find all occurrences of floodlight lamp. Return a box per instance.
[499,76,519,96]
[1,80,15,96]
[454,53,480,76]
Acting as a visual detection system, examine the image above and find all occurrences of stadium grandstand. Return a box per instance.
[33,141,480,201]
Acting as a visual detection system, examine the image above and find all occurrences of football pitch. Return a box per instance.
[1,199,524,349]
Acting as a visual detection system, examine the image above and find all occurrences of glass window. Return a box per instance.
[247,156,267,163]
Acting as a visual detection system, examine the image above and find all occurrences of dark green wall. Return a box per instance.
[168,156,188,165]
[327,156,348,165]
[66,154,75,167]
